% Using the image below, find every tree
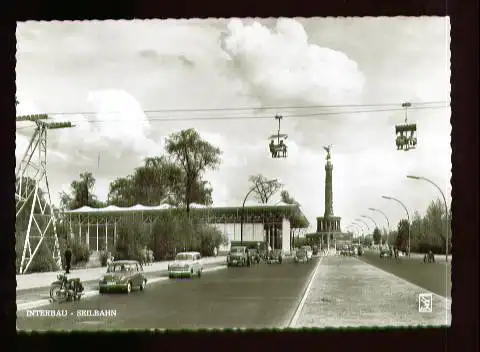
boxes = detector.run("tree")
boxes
[279,190,303,249]
[395,219,409,250]
[59,171,104,210]
[248,174,283,204]
[280,190,299,206]
[165,129,222,213]
[424,198,447,248]
[107,155,214,208]
[409,211,425,251]
[372,227,382,245]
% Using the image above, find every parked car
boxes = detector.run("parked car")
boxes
[266,249,283,264]
[380,247,393,258]
[302,245,313,260]
[168,252,203,278]
[227,246,250,267]
[99,260,147,294]
[248,248,261,264]
[294,248,308,263]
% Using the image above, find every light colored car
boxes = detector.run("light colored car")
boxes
[168,251,203,278]
[99,260,147,294]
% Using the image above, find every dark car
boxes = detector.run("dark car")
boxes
[227,246,249,267]
[99,260,147,294]
[248,249,261,264]
[380,247,393,258]
[266,249,283,264]
[357,246,364,256]
[294,248,308,263]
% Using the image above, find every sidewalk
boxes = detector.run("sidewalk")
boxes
[16,256,226,291]
[290,256,451,328]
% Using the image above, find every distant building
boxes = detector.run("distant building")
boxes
[62,203,309,254]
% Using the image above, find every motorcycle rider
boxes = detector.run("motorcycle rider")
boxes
[64,245,72,274]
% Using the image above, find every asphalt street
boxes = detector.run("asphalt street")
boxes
[16,262,222,304]
[17,259,318,330]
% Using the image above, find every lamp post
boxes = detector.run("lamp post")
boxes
[353,223,363,237]
[407,175,450,263]
[382,195,411,257]
[350,224,362,243]
[352,221,366,235]
[361,214,379,244]
[369,207,391,245]
[241,179,278,245]
[355,218,371,233]
[353,222,366,245]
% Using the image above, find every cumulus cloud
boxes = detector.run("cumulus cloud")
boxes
[221,18,365,106]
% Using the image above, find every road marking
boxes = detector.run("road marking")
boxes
[288,257,324,328]
[17,265,227,311]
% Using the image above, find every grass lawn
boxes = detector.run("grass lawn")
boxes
[358,251,451,298]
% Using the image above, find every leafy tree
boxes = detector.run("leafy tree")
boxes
[248,174,283,204]
[59,171,104,210]
[165,129,222,213]
[395,219,410,250]
[280,190,299,205]
[404,198,451,254]
[279,190,304,248]
[107,155,214,208]
[107,175,136,207]
[372,227,382,245]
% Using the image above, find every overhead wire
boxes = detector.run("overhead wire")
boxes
[15,101,449,127]
[32,100,448,116]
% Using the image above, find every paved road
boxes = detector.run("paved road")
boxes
[17,262,223,305]
[17,259,318,330]
[358,251,451,298]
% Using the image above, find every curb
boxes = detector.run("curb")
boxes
[17,265,226,311]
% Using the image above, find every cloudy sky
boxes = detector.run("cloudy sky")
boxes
[16,17,451,233]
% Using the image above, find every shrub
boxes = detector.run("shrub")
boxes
[69,239,90,264]
[196,225,228,257]
[99,250,110,267]
[15,230,61,273]
[27,239,59,273]
[114,218,150,261]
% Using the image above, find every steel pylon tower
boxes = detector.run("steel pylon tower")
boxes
[15,101,74,274]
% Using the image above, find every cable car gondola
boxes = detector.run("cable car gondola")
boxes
[395,102,417,151]
[268,114,288,158]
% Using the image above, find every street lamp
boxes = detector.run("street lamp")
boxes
[382,195,411,257]
[368,207,391,245]
[355,218,371,233]
[241,179,278,245]
[407,175,450,263]
[361,214,379,244]
[352,221,365,235]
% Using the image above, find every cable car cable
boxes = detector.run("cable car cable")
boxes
[17,100,448,117]
[16,104,449,126]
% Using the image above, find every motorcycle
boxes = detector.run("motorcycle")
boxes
[49,273,84,303]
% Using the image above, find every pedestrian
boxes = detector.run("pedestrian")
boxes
[64,245,72,274]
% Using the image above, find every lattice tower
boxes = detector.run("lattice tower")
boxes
[16,109,74,274]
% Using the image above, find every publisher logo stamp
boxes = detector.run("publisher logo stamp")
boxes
[418,293,433,313]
